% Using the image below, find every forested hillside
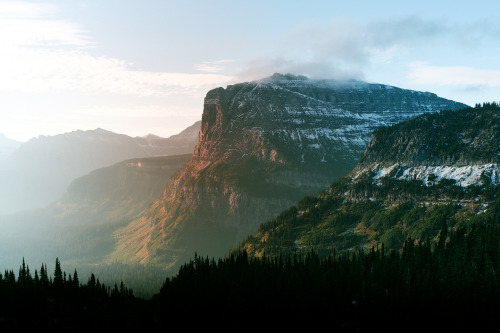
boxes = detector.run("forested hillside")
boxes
[157,211,500,330]
[239,103,499,259]
[3,211,500,330]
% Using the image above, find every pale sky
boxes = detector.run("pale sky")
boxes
[1,0,499,142]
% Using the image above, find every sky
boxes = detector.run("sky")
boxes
[1,0,499,142]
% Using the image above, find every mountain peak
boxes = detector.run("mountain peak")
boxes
[141,133,163,141]
[266,73,309,82]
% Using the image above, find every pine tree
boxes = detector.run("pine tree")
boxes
[18,258,27,286]
[39,263,49,288]
[73,269,79,288]
[34,269,39,286]
[53,257,64,291]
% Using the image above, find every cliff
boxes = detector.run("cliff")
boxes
[240,103,500,259]
[108,73,468,270]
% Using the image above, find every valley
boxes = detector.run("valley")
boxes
[0,75,497,304]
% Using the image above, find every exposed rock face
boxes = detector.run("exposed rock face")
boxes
[352,106,500,186]
[239,104,500,260]
[109,73,468,270]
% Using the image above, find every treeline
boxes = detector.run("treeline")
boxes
[3,215,500,329]
[69,261,168,299]
[155,214,500,329]
[360,102,500,166]
[0,258,153,329]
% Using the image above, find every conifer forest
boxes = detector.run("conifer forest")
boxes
[1,204,499,331]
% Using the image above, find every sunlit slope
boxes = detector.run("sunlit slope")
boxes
[0,154,192,268]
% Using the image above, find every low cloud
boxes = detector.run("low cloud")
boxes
[235,56,365,82]
[234,19,368,81]
[234,16,455,82]
[235,15,500,86]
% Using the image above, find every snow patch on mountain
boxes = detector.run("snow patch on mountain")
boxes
[356,163,500,187]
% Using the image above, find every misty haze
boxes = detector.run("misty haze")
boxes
[0,1,499,330]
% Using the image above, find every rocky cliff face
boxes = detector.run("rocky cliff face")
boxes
[108,73,468,270]
[240,103,500,259]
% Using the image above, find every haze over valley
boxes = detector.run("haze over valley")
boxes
[0,1,499,328]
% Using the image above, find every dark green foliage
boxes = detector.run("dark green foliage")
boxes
[0,258,148,329]
[3,215,500,329]
[240,171,495,258]
[156,214,500,329]
[359,102,499,166]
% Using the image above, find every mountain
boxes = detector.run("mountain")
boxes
[0,154,192,269]
[0,122,200,215]
[240,103,500,258]
[107,73,468,270]
[0,133,21,160]
[134,121,201,156]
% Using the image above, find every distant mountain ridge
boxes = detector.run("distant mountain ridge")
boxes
[0,154,193,269]
[0,122,200,215]
[0,133,21,160]
[107,73,468,271]
[240,103,500,259]
[134,121,201,156]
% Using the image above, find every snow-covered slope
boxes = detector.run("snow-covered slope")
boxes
[351,105,500,188]
[358,163,499,187]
